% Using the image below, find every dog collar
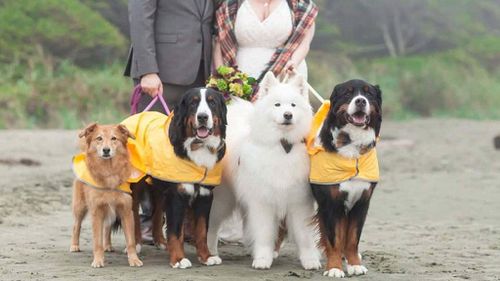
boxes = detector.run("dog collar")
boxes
[280,138,293,153]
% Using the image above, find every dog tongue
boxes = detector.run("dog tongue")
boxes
[197,127,209,138]
[353,114,366,124]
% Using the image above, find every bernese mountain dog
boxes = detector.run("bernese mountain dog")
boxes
[310,80,382,278]
[128,88,227,269]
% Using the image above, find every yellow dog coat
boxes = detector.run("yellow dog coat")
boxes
[307,101,380,185]
[121,111,223,186]
[72,149,144,194]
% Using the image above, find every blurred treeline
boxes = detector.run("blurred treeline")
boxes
[0,0,499,128]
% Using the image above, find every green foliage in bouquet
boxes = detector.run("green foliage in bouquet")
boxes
[206,66,259,103]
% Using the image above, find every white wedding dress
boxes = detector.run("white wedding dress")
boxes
[234,0,307,79]
[217,0,308,243]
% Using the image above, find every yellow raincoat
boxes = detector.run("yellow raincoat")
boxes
[72,150,144,193]
[307,101,380,185]
[121,112,223,186]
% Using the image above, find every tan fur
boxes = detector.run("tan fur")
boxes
[70,124,143,268]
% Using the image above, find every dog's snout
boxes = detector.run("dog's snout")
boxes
[355,97,367,108]
[197,113,209,123]
[102,148,111,155]
[283,112,293,121]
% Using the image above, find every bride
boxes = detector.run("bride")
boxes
[213,0,316,81]
[211,0,318,242]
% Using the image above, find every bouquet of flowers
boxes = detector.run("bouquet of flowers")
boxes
[206,66,259,103]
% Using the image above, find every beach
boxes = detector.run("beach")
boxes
[1,119,499,281]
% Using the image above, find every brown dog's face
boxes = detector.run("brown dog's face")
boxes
[79,123,134,159]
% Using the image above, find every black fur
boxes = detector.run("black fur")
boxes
[311,183,376,248]
[348,185,375,246]
[153,177,215,239]
[311,184,347,246]
[164,187,190,238]
[169,93,189,159]
[191,187,214,233]
[216,141,226,163]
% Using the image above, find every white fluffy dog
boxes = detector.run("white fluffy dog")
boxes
[208,72,321,270]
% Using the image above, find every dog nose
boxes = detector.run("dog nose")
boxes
[355,98,367,108]
[102,148,110,154]
[197,113,209,123]
[283,112,293,120]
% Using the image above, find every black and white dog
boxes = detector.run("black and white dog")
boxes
[130,88,227,269]
[310,80,382,278]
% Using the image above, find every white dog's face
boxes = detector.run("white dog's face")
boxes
[254,72,313,141]
[261,85,309,129]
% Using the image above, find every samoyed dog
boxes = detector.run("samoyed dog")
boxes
[208,72,321,270]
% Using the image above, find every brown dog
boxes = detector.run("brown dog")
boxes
[70,123,143,268]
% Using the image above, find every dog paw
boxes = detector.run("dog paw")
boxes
[123,244,142,255]
[323,268,345,278]
[91,258,105,268]
[252,257,273,269]
[273,251,279,259]
[155,242,167,250]
[128,256,143,267]
[202,256,222,266]
[69,245,80,252]
[104,245,115,252]
[301,258,322,270]
[171,258,192,269]
[347,264,367,276]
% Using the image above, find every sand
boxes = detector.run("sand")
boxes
[0,119,499,281]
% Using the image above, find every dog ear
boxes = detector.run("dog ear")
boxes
[169,96,187,147]
[215,90,228,139]
[79,123,97,138]
[288,74,309,99]
[117,124,135,140]
[216,90,228,126]
[373,85,383,138]
[258,71,279,98]
[374,84,382,107]
[323,84,344,135]
[330,84,343,104]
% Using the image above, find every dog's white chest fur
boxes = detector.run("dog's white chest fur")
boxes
[183,136,221,169]
[237,141,310,209]
[334,124,375,159]
[340,180,371,211]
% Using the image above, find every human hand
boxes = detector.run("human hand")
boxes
[140,73,163,97]
[284,60,298,74]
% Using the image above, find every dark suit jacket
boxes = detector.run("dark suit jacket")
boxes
[124,0,214,85]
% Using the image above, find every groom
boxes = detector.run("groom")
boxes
[124,0,215,243]
[124,0,214,110]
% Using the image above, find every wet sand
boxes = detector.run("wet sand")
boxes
[1,119,499,280]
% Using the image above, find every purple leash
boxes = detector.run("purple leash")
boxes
[130,85,171,115]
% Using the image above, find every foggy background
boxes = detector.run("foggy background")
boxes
[0,0,499,128]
